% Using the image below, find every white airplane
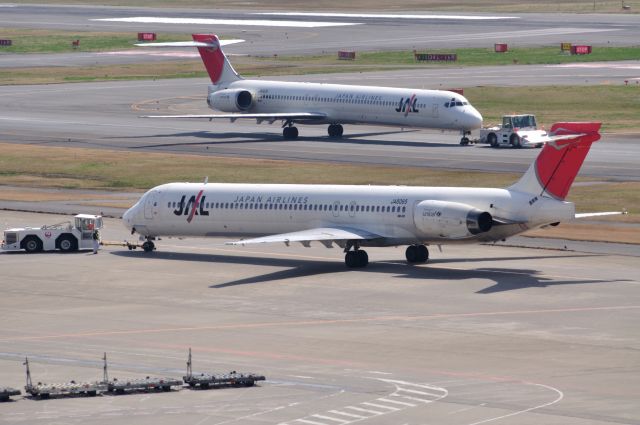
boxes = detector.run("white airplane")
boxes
[123,122,621,268]
[138,34,483,143]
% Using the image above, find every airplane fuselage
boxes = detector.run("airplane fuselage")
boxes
[124,182,574,246]
[209,80,482,132]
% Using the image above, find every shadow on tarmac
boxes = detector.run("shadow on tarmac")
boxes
[110,250,618,293]
[119,129,455,150]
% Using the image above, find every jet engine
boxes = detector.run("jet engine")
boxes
[414,200,493,239]
[208,89,255,112]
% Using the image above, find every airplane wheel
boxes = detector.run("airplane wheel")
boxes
[345,251,357,268]
[142,241,155,252]
[345,250,368,268]
[328,124,343,138]
[356,250,368,267]
[406,245,428,264]
[283,126,299,140]
[405,245,418,263]
[417,245,429,263]
[460,137,470,145]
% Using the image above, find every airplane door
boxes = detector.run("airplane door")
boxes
[431,103,439,118]
[144,190,159,220]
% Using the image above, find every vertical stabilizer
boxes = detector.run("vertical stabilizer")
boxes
[191,34,242,86]
[508,122,601,200]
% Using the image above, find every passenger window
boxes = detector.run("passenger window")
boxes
[402,206,406,212]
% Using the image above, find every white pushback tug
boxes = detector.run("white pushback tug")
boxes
[2,214,102,253]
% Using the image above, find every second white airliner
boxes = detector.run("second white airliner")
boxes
[139,34,483,143]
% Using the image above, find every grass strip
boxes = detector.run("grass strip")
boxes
[0,142,637,216]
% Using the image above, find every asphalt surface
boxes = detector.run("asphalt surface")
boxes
[1,4,640,67]
[0,76,638,181]
[0,210,638,425]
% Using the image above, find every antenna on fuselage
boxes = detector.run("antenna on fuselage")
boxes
[204,176,208,185]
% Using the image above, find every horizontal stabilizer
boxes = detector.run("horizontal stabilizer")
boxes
[135,39,244,48]
[575,211,627,219]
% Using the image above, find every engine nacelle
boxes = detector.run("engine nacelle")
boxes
[208,89,254,112]
[414,200,493,239]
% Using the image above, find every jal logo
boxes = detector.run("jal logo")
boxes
[173,190,210,223]
[395,94,419,116]
[44,231,52,238]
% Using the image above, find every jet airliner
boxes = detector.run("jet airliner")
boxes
[139,34,483,143]
[123,122,619,268]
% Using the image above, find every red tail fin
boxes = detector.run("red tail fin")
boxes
[509,122,601,200]
[191,34,241,85]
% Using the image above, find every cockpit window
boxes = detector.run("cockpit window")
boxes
[445,98,467,108]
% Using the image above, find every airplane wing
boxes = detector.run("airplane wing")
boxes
[575,211,627,219]
[226,226,383,247]
[140,112,327,123]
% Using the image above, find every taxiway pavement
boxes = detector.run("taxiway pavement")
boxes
[0,210,638,425]
[0,76,638,181]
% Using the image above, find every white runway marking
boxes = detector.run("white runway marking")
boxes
[279,378,448,425]
[310,414,351,423]
[328,410,366,419]
[465,383,564,425]
[91,17,362,28]
[256,12,518,20]
[548,62,640,70]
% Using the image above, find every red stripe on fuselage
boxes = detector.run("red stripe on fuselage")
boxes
[187,189,204,223]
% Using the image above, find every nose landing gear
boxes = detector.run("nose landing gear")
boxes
[460,130,472,145]
[142,238,156,252]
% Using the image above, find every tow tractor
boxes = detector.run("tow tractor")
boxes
[478,114,547,148]
[2,214,102,253]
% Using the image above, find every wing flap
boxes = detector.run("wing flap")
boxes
[226,227,382,246]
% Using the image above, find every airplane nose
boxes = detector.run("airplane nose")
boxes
[465,106,483,130]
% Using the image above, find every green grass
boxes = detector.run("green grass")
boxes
[465,86,640,133]
[274,46,640,67]
[0,29,197,54]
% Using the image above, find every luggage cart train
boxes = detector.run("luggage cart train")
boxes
[1,349,264,401]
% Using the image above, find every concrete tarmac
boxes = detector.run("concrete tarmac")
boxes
[0,210,638,425]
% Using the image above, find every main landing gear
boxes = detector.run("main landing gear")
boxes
[344,241,368,268]
[405,244,429,264]
[328,124,343,138]
[282,124,299,140]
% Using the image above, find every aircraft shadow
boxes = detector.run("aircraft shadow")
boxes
[119,129,454,149]
[110,251,619,293]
